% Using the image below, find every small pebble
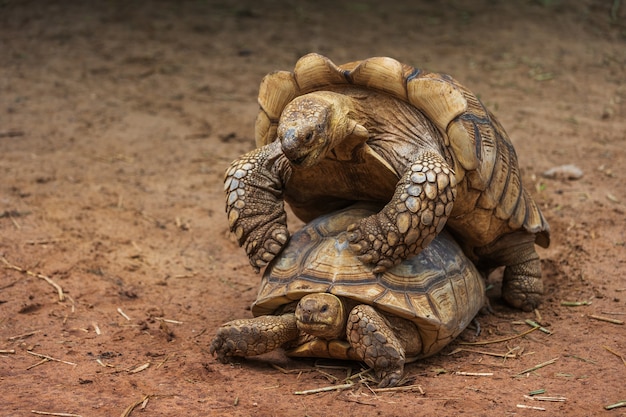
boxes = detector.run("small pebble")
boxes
[542,164,583,180]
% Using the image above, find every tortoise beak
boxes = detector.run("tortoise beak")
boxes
[296,298,316,323]
[281,129,309,166]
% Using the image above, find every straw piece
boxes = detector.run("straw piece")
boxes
[294,382,354,395]
[514,357,558,377]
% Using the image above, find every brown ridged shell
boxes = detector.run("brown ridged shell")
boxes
[252,205,486,356]
[254,53,549,246]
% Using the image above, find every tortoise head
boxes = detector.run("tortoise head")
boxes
[295,293,346,339]
[278,95,332,168]
[278,92,365,168]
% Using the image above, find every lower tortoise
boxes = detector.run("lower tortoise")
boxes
[225,53,549,310]
[210,204,486,387]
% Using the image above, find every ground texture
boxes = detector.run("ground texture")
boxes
[1,1,625,416]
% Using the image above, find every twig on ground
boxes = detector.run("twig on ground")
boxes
[455,371,493,376]
[605,400,626,410]
[155,353,174,369]
[117,308,131,321]
[128,362,150,374]
[448,347,518,359]
[270,363,316,374]
[1,256,65,301]
[588,314,624,325]
[524,394,566,402]
[30,411,82,417]
[516,404,545,411]
[8,330,41,341]
[514,357,558,377]
[26,358,50,370]
[294,382,354,395]
[524,319,552,334]
[0,349,16,354]
[459,325,539,346]
[603,345,626,367]
[564,354,596,364]
[120,395,154,417]
[27,351,77,367]
[154,317,183,324]
[560,300,591,307]
[371,384,424,394]
[601,310,626,315]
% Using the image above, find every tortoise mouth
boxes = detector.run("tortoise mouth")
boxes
[289,153,309,167]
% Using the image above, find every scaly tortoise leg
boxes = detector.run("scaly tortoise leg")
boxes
[347,150,457,273]
[209,314,298,361]
[346,304,406,388]
[475,232,543,311]
[224,141,292,271]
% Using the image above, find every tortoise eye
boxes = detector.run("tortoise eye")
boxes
[305,132,313,142]
[320,304,328,313]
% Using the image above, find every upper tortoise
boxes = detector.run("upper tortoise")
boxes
[224,53,550,311]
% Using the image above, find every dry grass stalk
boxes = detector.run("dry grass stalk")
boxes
[0,349,16,354]
[8,330,41,341]
[605,400,626,410]
[603,345,626,367]
[128,362,150,374]
[294,382,354,395]
[1,256,65,301]
[154,317,183,324]
[26,358,50,370]
[524,319,552,334]
[120,395,154,417]
[588,314,624,325]
[30,411,83,417]
[27,351,77,367]
[448,347,518,359]
[601,311,626,315]
[454,371,493,376]
[516,404,546,411]
[524,394,566,402]
[459,325,539,346]
[564,354,596,364]
[560,300,591,306]
[514,357,558,377]
[371,384,424,394]
[269,363,316,374]
[117,308,131,321]
[155,353,174,370]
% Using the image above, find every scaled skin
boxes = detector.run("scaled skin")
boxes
[225,81,548,311]
[210,293,422,388]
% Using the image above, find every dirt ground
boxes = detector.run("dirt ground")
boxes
[1,1,625,416]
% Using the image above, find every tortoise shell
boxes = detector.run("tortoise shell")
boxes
[252,204,486,357]
[253,53,549,248]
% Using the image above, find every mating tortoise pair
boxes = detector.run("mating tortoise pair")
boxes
[212,54,550,386]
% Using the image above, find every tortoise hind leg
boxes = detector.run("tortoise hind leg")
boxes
[210,314,298,361]
[476,232,543,312]
[346,305,412,388]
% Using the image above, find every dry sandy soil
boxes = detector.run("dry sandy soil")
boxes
[1,1,625,416]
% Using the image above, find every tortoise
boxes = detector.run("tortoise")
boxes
[210,204,486,388]
[224,53,550,311]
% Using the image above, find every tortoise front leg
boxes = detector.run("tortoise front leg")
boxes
[346,305,407,388]
[225,141,292,271]
[347,150,457,273]
[210,314,299,361]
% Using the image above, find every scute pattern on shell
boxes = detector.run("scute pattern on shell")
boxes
[252,205,486,357]
[254,53,549,246]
